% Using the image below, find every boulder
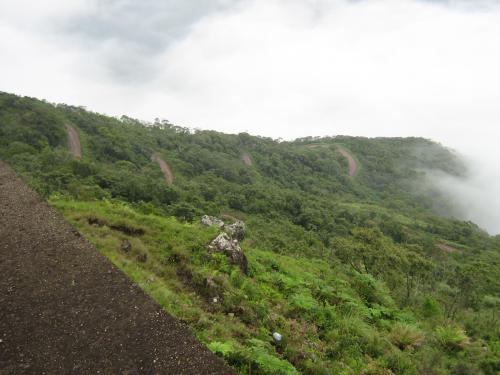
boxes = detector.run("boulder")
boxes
[228,247,248,274]
[208,233,248,274]
[120,240,132,253]
[208,232,234,252]
[225,221,246,241]
[201,215,225,229]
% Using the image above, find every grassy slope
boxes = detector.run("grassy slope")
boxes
[49,198,412,374]
[1,91,499,374]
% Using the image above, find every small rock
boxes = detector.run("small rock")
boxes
[120,240,132,253]
[88,216,102,227]
[206,276,218,290]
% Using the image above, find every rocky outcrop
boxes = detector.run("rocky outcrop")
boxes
[225,221,246,241]
[201,215,246,241]
[208,233,248,274]
[201,215,225,229]
[209,233,237,253]
[203,215,248,273]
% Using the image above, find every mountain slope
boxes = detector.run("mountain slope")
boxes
[0,91,498,374]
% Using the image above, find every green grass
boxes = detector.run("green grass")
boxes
[49,195,492,374]
[2,90,499,374]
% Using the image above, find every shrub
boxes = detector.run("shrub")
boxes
[208,341,235,356]
[421,296,442,319]
[170,202,197,222]
[243,339,299,375]
[352,272,394,307]
[389,323,424,350]
[383,350,418,375]
[289,290,319,318]
[434,325,470,352]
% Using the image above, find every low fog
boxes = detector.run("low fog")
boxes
[0,0,499,233]
[431,142,500,235]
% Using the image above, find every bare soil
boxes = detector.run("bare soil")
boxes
[65,124,82,159]
[0,161,233,375]
[241,153,252,167]
[152,154,174,185]
[437,243,459,253]
[305,144,358,177]
[337,146,358,177]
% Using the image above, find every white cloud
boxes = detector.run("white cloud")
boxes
[147,0,500,142]
[0,0,499,232]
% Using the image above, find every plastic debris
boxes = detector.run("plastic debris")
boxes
[272,332,282,344]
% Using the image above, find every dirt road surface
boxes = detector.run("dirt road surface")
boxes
[337,146,358,177]
[152,154,174,185]
[0,161,233,374]
[241,153,252,166]
[65,124,82,159]
[437,243,459,253]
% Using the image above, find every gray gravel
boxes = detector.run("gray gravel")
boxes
[0,161,234,375]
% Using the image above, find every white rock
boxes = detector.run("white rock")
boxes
[201,215,224,228]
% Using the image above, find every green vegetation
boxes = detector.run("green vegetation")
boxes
[1,91,499,374]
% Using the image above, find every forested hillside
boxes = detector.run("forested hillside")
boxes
[1,91,498,374]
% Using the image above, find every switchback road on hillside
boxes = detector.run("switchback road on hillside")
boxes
[65,124,82,159]
[337,146,358,177]
[152,154,174,185]
[306,143,359,177]
[0,161,232,374]
[241,153,253,166]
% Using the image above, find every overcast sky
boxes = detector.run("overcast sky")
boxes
[0,0,499,233]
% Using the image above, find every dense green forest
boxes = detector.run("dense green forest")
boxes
[0,91,498,374]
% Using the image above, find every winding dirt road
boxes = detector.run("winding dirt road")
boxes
[0,161,232,374]
[65,124,82,159]
[306,143,359,177]
[241,153,253,167]
[437,243,459,253]
[337,146,358,177]
[152,154,174,185]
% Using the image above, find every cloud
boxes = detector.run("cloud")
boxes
[431,143,500,234]
[148,0,500,141]
[0,0,499,232]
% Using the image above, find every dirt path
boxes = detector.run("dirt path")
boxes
[0,161,232,374]
[437,243,459,253]
[337,146,358,177]
[241,153,252,167]
[305,143,358,177]
[65,124,82,159]
[152,154,174,185]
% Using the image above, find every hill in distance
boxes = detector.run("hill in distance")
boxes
[0,91,498,374]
